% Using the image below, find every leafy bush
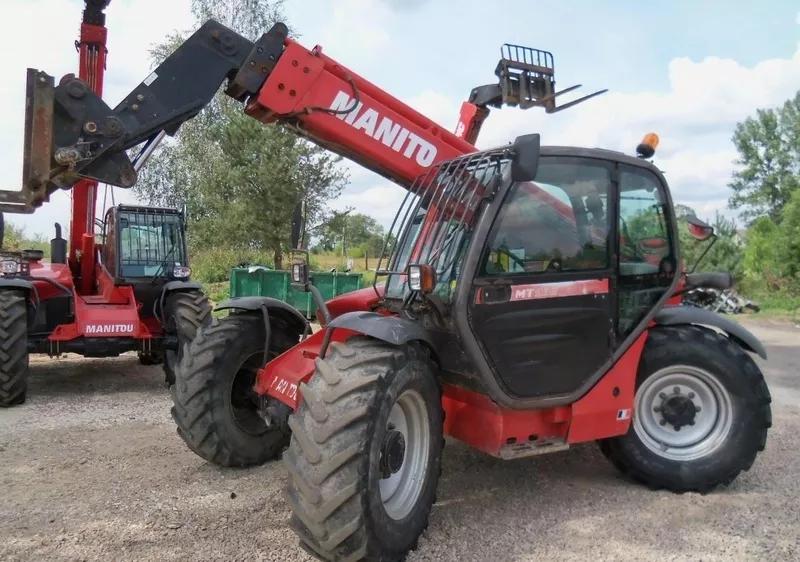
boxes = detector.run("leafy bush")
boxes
[190,248,275,283]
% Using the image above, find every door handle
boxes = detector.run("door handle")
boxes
[478,284,511,304]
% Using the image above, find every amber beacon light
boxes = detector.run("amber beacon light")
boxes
[636,133,660,159]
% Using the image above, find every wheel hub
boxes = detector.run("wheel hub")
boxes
[378,389,431,521]
[380,426,406,478]
[633,366,733,461]
[658,389,698,430]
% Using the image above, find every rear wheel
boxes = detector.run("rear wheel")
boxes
[283,336,443,562]
[0,290,29,408]
[162,291,212,386]
[599,325,772,493]
[169,312,300,467]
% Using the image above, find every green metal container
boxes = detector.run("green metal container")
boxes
[228,267,364,319]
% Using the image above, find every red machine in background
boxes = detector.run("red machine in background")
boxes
[15,14,770,562]
[0,0,211,407]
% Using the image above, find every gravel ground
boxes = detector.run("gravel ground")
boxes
[1,317,799,562]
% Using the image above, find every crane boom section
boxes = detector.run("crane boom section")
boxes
[16,20,475,208]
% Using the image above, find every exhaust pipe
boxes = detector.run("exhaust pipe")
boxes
[50,222,67,264]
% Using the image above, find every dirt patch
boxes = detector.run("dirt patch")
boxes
[1,323,799,561]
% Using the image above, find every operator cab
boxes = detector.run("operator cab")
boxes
[101,204,190,282]
[379,133,679,406]
[100,204,192,318]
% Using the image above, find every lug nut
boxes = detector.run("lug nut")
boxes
[688,392,695,399]
[659,419,667,426]
[695,405,702,413]
[673,386,680,394]
[659,392,667,400]
[653,406,660,412]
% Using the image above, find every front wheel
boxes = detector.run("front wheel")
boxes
[0,290,29,408]
[283,336,443,562]
[599,325,772,493]
[169,312,300,467]
[162,291,212,386]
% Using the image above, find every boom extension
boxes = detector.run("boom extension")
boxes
[455,44,608,145]
[15,20,475,211]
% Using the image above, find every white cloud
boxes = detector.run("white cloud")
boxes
[330,183,408,226]
[342,40,800,227]
[314,0,392,65]
[3,0,799,244]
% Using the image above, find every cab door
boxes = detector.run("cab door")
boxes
[467,155,617,400]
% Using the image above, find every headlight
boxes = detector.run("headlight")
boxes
[406,264,436,293]
[2,260,20,275]
[172,265,191,278]
[408,266,422,291]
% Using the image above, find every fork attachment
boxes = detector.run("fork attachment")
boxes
[469,44,608,114]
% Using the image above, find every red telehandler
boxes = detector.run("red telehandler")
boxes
[17,17,771,562]
[0,0,212,407]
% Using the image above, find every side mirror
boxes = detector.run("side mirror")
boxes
[291,200,307,250]
[510,133,541,182]
[686,215,715,241]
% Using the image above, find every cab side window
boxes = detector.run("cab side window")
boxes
[617,165,676,338]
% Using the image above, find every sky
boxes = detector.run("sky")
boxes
[2,0,800,239]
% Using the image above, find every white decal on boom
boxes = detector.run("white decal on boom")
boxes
[330,90,437,167]
[85,324,135,334]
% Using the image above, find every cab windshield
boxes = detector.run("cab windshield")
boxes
[118,210,186,277]
[383,154,509,300]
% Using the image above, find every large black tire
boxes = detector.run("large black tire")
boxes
[283,336,444,562]
[0,290,29,408]
[599,325,772,493]
[169,312,300,467]
[162,290,212,386]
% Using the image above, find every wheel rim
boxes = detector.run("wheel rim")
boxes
[229,352,269,437]
[378,389,431,520]
[633,365,734,461]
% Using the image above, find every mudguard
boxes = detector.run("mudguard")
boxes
[163,280,203,293]
[215,296,309,335]
[324,310,434,349]
[0,278,35,291]
[654,305,767,360]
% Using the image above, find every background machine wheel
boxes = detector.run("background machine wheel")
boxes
[169,312,300,467]
[0,290,29,408]
[599,325,772,493]
[161,291,212,386]
[282,336,444,562]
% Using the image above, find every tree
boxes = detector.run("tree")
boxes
[132,0,349,269]
[314,211,386,256]
[727,91,800,223]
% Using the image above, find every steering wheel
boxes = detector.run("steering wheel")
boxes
[620,219,647,262]
[493,247,527,272]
